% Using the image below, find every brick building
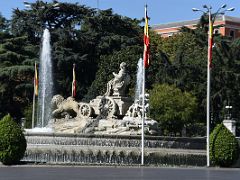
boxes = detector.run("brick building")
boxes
[152,15,240,39]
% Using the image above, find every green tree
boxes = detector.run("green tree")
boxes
[149,30,207,122]
[0,35,38,119]
[211,37,240,125]
[0,13,9,32]
[149,84,197,136]
[12,1,96,100]
[11,1,142,98]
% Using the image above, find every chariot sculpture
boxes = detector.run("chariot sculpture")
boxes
[52,62,132,119]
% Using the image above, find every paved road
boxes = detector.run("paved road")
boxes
[0,166,239,180]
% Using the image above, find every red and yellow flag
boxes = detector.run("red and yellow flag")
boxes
[208,16,213,68]
[34,62,38,96]
[72,64,76,98]
[144,5,150,68]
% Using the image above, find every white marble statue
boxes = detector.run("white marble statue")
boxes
[105,62,130,96]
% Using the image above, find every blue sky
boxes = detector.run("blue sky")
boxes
[0,0,239,25]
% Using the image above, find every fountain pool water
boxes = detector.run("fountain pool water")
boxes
[37,28,53,128]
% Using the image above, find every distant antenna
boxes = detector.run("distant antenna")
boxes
[97,0,99,10]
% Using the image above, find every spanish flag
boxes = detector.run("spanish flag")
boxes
[72,64,76,98]
[144,5,150,68]
[208,16,213,68]
[34,62,38,96]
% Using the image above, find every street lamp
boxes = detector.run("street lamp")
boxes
[192,4,234,167]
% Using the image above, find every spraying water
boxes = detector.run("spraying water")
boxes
[37,28,53,127]
[135,58,143,101]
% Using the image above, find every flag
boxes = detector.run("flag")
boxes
[34,62,38,96]
[208,16,213,68]
[72,64,76,98]
[144,5,150,68]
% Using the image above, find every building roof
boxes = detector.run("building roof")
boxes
[152,15,240,30]
[152,19,199,30]
[223,15,240,23]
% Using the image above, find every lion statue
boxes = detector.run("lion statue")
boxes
[51,94,80,118]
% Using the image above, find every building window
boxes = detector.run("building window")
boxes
[230,30,235,39]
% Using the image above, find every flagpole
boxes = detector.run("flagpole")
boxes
[206,9,212,168]
[141,4,149,166]
[192,4,235,168]
[72,63,74,97]
[141,57,145,165]
[32,84,35,129]
[32,62,36,129]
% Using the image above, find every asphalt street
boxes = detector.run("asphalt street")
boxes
[0,166,239,180]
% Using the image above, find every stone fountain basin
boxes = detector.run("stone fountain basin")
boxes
[24,132,206,149]
[23,133,206,166]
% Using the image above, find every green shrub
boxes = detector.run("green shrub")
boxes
[0,114,27,165]
[210,123,239,167]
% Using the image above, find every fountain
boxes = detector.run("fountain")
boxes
[23,61,207,166]
[37,28,53,128]
[135,58,143,101]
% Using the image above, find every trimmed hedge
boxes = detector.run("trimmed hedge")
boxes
[0,114,27,165]
[210,123,239,167]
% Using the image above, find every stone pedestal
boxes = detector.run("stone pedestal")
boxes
[223,118,236,136]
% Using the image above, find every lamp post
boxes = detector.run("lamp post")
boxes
[192,4,234,167]
[225,105,232,119]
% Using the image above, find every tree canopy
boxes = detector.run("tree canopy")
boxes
[0,1,142,119]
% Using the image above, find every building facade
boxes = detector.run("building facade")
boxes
[152,15,240,39]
